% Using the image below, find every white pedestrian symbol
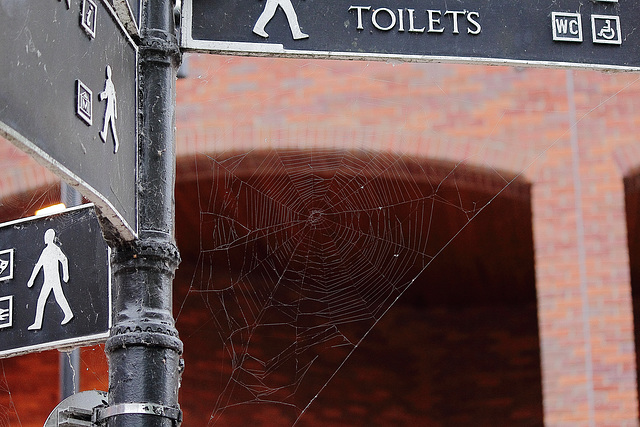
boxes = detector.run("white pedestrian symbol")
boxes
[99,65,120,153]
[26,229,73,330]
[253,0,309,40]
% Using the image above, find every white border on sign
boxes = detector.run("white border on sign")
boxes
[180,0,640,72]
[0,122,137,241]
[591,14,622,45]
[0,0,139,241]
[76,79,94,126]
[81,0,98,39]
[111,0,141,38]
[0,331,110,358]
[0,205,112,358]
[551,12,583,43]
[0,249,14,282]
[0,296,13,329]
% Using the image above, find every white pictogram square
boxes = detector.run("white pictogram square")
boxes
[552,12,583,43]
[81,0,97,39]
[592,15,622,45]
[0,249,14,282]
[76,80,93,126]
[0,296,13,329]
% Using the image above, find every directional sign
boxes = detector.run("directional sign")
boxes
[0,205,110,358]
[182,0,640,71]
[0,0,138,241]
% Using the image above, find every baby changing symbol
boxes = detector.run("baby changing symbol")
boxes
[26,229,73,330]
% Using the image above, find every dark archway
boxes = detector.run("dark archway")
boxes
[174,150,542,425]
[624,173,640,420]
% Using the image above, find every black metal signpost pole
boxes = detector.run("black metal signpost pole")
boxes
[60,184,83,401]
[104,0,183,424]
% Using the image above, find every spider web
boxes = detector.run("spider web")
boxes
[178,144,525,424]
[173,54,559,425]
[0,362,19,427]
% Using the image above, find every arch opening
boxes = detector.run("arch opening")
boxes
[174,149,542,425]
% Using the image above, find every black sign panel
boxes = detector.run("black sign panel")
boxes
[182,0,640,71]
[0,205,110,358]
[0,0,138,240]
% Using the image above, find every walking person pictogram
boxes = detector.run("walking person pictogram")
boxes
[99,65,120,153]
[253,0,309,40]
[26,229,73,330]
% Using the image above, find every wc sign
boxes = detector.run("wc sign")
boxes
[552,10,623,45]
[0,204,111,358]
[552,12,583,42]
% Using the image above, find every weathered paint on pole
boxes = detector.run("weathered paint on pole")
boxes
[104,0,184,423]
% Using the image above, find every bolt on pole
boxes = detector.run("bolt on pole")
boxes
[104,0,184,424]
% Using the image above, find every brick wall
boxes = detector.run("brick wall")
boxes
[0,55,638,425]
[174,57,640,424]
[532,71,638,425]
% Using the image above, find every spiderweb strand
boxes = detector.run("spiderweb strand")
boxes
[176,147,522,425]
[0,362,20,427]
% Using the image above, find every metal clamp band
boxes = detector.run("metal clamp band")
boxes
[94,403,182,424]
